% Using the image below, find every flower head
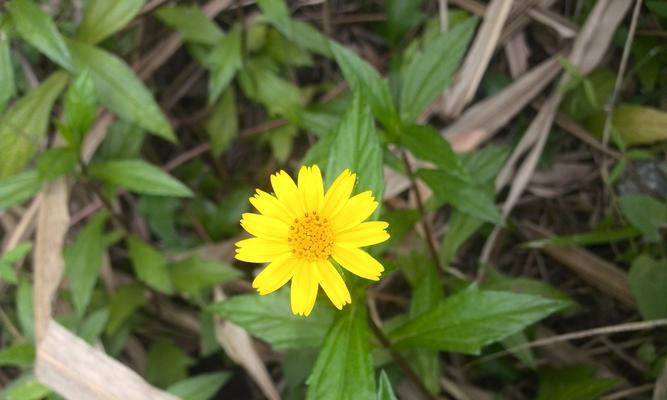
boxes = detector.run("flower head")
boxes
[235,165,390,316]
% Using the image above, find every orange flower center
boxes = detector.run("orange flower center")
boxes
[288,211,334,261]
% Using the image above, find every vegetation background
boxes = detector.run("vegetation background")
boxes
[0,0,666,399]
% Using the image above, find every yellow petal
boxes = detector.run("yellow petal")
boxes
[331,246,384,281]
[290,261,318,316]
[252,254,296,295]
[321,169,356,218]
[298,165,324,212]
[331,191,378,232]
[249,189,294,224]
[271,170,304,217]
[315,260,351,309]
[335,221,390,248]
[235,238,290,263]
[240,213,289,240]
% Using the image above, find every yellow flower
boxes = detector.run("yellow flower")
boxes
[235,165,390,316]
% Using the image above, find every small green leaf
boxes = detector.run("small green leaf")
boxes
[78,0,146,45]
[238,59,302,120]
[537,366,621,400]
[0,241,33,281]
[389,285,566,354]
[306,301,375,399]
[1,373,50,400]
[65,213,107,316]
[629,255,667,320]
[16,279,34,341]
[167,372,231,400]
[156,6,224,45]
[401,124,469,180]
[170,256,241,296]
[0,171,42,211]
[209,289,333,349]
[0,343,34,368]
[257,0,292,38]
[619,194,667,242]
[127,236,173,294]
[377,370,398,400]
[441,210,484,265]
[147,340,194,389]
[106,284,146,335]
[36,147,78,181]
[67,38,175,141]
[206,27,242,104]
[79,308,109,344]
[89,159,193,197]
[0,24,16,112]
[206,88,238,156]
[7,0,72,69]
[399,17,477,123]
[63,70,97,146]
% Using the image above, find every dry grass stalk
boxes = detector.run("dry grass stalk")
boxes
[504,32,530,78]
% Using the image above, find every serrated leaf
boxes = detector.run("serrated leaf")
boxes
[401,124,469,180]
[170,256,241,296]
[0,25,16,112]
[89,159,193,197]
[106,284,146,335]
[209,289,333,349]
[325,90,384,205]
[78,0,146,45]
[67,38,175,141]
[0,343,34,368]
[156,6,224,45]
[63,70,97,147]
[127,236,173,294]
[389,285,566,354]
[629,255,667,320]
[537,367,621,400]
[418,168,501,225]
[64,213,107,316]
[7,0,72,69]
[399,17,477,123]
[0,171,41,211]
[167,372,231,400]
[618,194,667,242]
[206,88,238,156]
[377,370,398,400]
[0,71,68,178]
[306,301,375,400]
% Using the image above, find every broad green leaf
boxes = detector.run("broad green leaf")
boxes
[7,0,72,69]
[619,194,667,242]
[629,255,667,320]
[63,70,97,147]
[377,370,398,400]
[167,372,231,400]
[78,0,146,45]
[67,38,175,141]
[440,210,484,264]
[147,340,194,388]
[206,88,237,156]
[588,104,667,146]
[0,171,41,211]
[399,17,477,123]
[257,0,292,38]
[206,26,242,104]
[0,343,34,368]
[89,159,193,197]
[389,285,566,354]
[291,21,332,57]
[325,91,384,205]
[0,71,68,177]
[79,308,109,344]
[0,24,16,112]
[36,147,78,181]
[170,256,241,296]
[127,236,173,294]
[537,367,621,400]
[265,28,313,67]
[65,213,107,316]
[418,168,501,225]
[483,267,575,307]
[210,289,333,349]
[238,59,302,120]
[330,41,398,131]
[156,6,224,45]
[1,373,50,400]
[16,279,34,340]
[106,284,146,335]
[460,144,509,185]
[401,124,469,180]
[306,301,375,400]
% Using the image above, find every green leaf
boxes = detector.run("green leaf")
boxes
[206,88,238,156]
[389,285,566,354]
[537,366,621,400]
[460,144,510,185]
[78,0,146,45]
[36,147,78,181]
[0,24,16,112]
[89,159,193,197]
[16,280,34,340]
[167,372,231,400]
[0,171,41,211]
[330,41,398,131]
[127,236,173,294]
[647,0,667,17]
[170,256,241,296]
[106,284,146,335]
[618,194,667,242]
[64,213,107,316]
[325,91,384,205]
[257,0,293,38]
[7,0,72,69]
[63,70,97,146]
[306,301,375,399]
[147,340,194,388]
[0,343,34,368]
[291,21,332,57]
[0,241,32,284]
[206,26,242,104]
[79,308,109,344]
[401,124,469,180]
[440,210,484,265]
[418,168,502,225]
[266,123,297,163]
[209,289,333,349]
[377,370,398,400]
[238,59,302,120]
[1,373,50,400]
[0,71,69,177]
[383,0,424,45]
[67,38,175,141]
[629,255,667,320]
[399,17,477,123]
[156,6,224,45]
